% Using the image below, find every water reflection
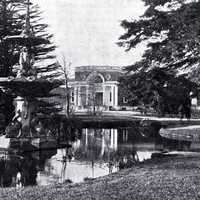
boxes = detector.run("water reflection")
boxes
[0,135,9,149]
[38,149,116,184]
[0,145,56,187]
[0,126,198,187]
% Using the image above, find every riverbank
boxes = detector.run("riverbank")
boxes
[1,154,200,200]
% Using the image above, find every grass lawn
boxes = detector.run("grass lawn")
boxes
[1,155,200,200]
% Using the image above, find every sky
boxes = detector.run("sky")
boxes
[33,0,146,68]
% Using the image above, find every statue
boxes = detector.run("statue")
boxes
[17,47,37,79]
[1,0,61,140]
[5,110,22,138]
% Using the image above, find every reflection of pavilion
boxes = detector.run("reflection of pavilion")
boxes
[83,128,118,152]
[69,66,123,110]
[80,128,161,156]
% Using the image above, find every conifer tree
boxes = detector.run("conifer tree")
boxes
[0,0,62,127]
[119,0,200,78]
[118,0,200,115]
[0,0,26,76]
[26,3,61,79]
[0,0,60,78]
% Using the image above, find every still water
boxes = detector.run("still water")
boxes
[0,127,199,187]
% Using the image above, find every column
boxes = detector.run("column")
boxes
[74,87,76,106]
[78,86,81,107]
[74,87,77,108]
[102,84,106,106]
[115,85,118,106]
[86,85,89,106]
[112,85,115,107]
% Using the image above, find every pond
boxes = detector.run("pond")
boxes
[0,125,199,188]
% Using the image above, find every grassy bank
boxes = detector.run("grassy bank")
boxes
[1,155,200,200]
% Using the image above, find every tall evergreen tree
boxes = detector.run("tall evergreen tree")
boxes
[119,68,197,115]
[118,0,200,78]
[0,0,60,78]
[118,0,200,115]
[0,0,25,129]
[26,3,60,79]
[0,0,62,128]
[0,0,26,77]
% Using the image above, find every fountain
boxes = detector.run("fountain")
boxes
[0,0,61,149]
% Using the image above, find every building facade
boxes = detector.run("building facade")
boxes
[69,66,126,111]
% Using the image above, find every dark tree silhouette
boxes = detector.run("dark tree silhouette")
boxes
[119,0,200,77]
[0,0,62,130]
[119,68,197,116]
[118,0,200,115]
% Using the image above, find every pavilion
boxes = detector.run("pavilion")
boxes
[69,66,127,111]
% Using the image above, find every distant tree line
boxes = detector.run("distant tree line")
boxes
[119,68,197,116]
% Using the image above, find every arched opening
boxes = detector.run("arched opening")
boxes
[87,72,105,84]
[93,75,103,83]
[86,73,104,107]
[88,75,104,84]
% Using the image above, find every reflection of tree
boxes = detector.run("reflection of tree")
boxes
[36,149,57,171]
[59,117,81,143]
[0,148,58,188]
[0,154,21,187]
[107,146,139,171]
[20,153,37,186]
[0,91,15,134]
[156,136,191,152]
[60,156,67,183]
[59,147,74,183]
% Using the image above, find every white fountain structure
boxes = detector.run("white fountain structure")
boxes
[0,0,61,141]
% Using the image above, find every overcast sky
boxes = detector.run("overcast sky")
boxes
[33,0,146,68]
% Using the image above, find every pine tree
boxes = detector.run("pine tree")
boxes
[0,0,61,78]
[119,0,200,77]
[23,2,62,115]
[27,3,61,79]
[0,0,62,129]
[0,0,26,77]
[119,68,197,115]
[118,0,200,115]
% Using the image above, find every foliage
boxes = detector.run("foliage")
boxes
[56,56,72,117]
[0,0,62,127]
[119,67,197,115]
[118,0,200,78]
[0,90,15,133]
[0,0,24,126]
[118,0,200,115]
[0,0,26,77]
[0,0,60,78]
[27,3,60,79]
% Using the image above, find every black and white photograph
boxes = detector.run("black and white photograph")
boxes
[0,0,200,199]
